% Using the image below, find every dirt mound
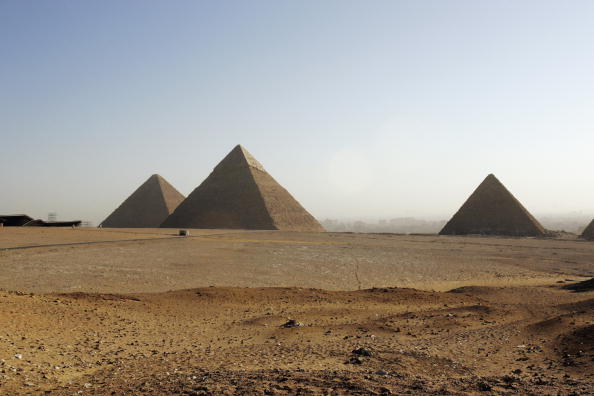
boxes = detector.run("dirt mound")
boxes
[448,285,495,295]
[562,278,594,292]
[161,145,324,231]
[440,174,545,237]
[58,292,141,301]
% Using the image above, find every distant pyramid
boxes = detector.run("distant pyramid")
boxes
[161,145,324,232]
[101,174,185,228]
[439,174,546,237]
[580,219,594,240]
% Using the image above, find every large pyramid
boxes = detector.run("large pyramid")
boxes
[161,145,324,232]
[101,174,185,228]
[439,174,546,237]
[580,219,594,240]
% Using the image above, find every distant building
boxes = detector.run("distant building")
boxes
[0,215,34,226]
[0,214,81,227]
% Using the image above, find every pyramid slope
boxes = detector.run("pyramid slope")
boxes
[250,169,324,232]
[440,174,545,237]
[581,219,594,240]
[101,174,185,228]
[161,145,324,232]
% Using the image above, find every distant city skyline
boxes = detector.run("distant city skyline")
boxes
[2,1,594,225]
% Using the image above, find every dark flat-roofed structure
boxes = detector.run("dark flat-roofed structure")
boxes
[1,215,82,227]
[40,220,82,227]
[0,215,34,226]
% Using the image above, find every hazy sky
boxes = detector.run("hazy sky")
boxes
[2,1,594,225]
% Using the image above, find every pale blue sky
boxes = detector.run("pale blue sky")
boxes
[1,1,593,225]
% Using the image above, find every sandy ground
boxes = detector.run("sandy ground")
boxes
[0,228,592,395]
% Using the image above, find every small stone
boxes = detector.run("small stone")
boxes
[478,382,492,391]
[281,320,303,328]
[346,356,363,365]
[375,369,389,376]
[14,354,22,360]
[352,347,372,357]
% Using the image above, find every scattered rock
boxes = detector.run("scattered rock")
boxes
[345,356,363,365]
[352,347,372,357]
[478,381,492,391]
[375,369,389,376]
[281,320,303,328]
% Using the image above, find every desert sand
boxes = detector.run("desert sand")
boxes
[0,228,592,395]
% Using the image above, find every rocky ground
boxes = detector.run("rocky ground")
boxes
[0,284,592,395]
[0,229,592,395]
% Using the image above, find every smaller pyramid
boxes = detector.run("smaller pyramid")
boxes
[101,174,185,228]
[580,219,594,240]
[161,145,324,231]
[440,174,546,237]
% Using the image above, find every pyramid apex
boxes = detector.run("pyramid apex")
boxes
[216,145,266,172]
[482,173,502,185]
[232,144,249,154]
[147,174,166,185]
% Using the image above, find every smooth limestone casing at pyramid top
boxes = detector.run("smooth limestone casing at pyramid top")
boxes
[581,219,594,240]
[160,145,324,232]
[439,174,546,237]
[101,174,185,228]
